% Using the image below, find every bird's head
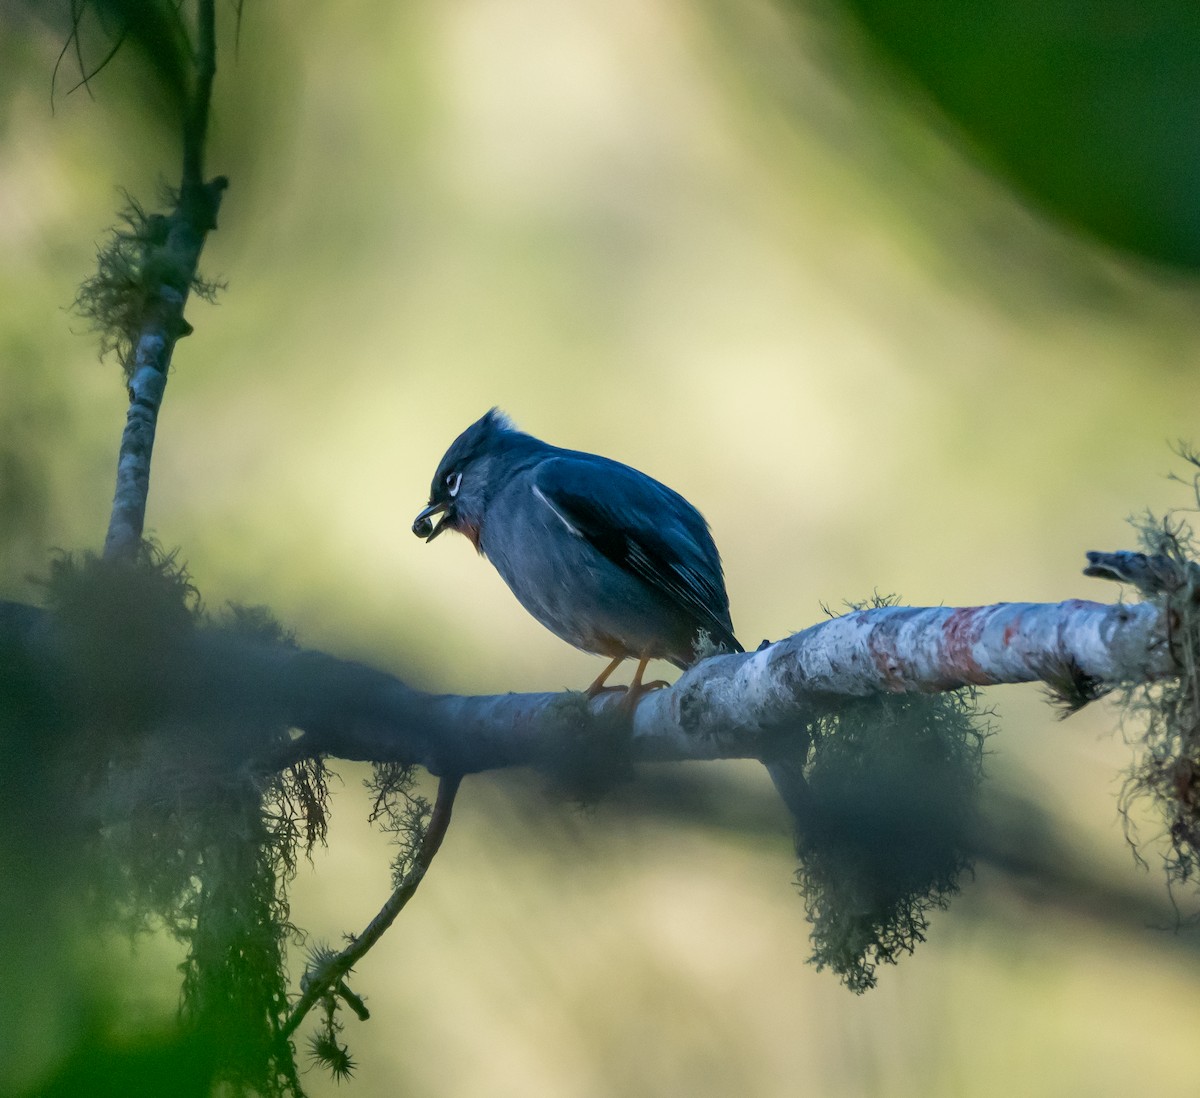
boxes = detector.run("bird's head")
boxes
[412,408,522,551]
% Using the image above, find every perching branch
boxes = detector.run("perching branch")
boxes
[2,575,1176,776]
[281,593,1172,773]
[3,544,1195,1020]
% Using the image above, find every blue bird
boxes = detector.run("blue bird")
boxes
[413,410,742,704]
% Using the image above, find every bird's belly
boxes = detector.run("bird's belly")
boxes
[482,526,691,663]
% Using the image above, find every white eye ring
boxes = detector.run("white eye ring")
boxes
[446,471,462,498]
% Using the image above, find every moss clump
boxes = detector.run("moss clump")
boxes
[1117,450,1200,906]
[782,686,989,993]
[536,691,636,806]
[75,193,222,379]
[27,548,330,1096]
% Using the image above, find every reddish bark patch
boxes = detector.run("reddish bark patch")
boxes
[940,606,993,685]
[866,612,908,690]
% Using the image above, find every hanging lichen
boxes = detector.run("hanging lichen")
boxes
[1116,449,1200,907]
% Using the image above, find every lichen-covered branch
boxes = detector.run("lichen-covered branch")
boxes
[381,596,1171,771]
[3,547,1193,1008]
[2,587,1174,775]
[624,596,1174,756]
[92,0,228,561]
[100,180,226,560]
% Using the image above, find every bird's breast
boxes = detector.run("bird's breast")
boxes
[479,482,698,664]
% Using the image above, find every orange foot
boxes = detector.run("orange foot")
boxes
[584,656,668,711]
[617,658,668,714]
[585,655,626,699]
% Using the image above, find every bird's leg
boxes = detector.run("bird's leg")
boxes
[619,658,670,711]
[585,655,626,698]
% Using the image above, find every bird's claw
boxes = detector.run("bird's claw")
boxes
[616,678,669,713]
[585,683,628,699]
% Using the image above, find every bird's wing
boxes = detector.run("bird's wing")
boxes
[532,455,742,654]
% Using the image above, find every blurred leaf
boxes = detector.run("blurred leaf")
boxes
[834,0,1200,267]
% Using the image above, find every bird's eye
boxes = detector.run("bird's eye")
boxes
[446,471,462,498]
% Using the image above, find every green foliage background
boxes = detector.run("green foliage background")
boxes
[2,0,1200,1095]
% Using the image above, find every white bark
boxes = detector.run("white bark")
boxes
[300,596,1172,773]
[104,347,172,560]
[2,591,1172,775]
[627,598,1171,758]
[100,174,225,563]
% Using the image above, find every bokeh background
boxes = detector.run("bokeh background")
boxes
[3,0,1200,1094]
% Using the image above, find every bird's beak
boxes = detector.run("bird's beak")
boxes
[412,500,451,542]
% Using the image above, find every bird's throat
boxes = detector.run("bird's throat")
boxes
[457,519,482,553]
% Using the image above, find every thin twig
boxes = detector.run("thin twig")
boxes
[51,0,96,106]
[183,0,217,187]
[280,773,463,1042]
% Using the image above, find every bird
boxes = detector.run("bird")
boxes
[412,409,742,705]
